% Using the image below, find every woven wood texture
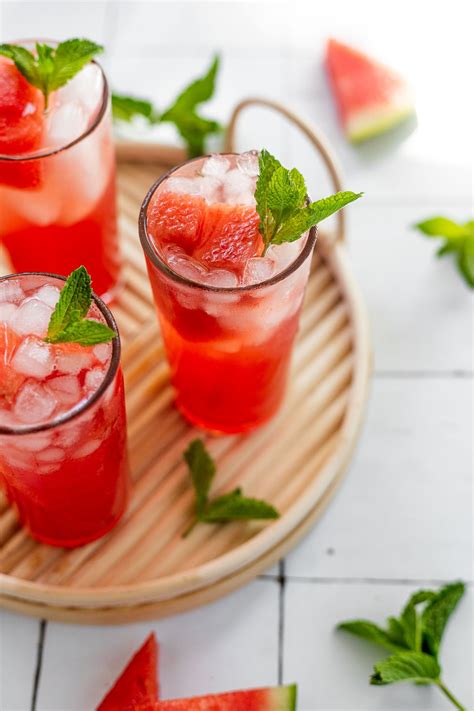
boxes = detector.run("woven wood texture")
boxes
[0,155,370,622]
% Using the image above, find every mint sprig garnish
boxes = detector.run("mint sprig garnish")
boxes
[111,94,157,123]
[338,582,467,710]
[112,54,222,158]
[0,39,103,109]
[45,266,116,346]
[414,216,474,288]
[182,439,279,537]
[255,149,362,253]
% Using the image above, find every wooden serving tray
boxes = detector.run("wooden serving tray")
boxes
[0,100,371,623]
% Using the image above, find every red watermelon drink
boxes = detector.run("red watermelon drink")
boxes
[139,153,317,434]
[0,41,120,300]
[0,271,130,547]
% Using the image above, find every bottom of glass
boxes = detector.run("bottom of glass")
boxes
[176,399,279,435]
[22,502,127,548]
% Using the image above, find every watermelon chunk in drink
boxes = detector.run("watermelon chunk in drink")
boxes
[0,58,44,188]
[147,190,263,277]
[97,633,159,710]
[325,38,415,143]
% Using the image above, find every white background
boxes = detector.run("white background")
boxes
[0,1,473,709]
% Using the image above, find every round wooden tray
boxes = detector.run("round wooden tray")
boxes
[0,100,371,623]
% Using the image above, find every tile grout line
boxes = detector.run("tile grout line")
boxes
[282,575,474,586]
[31,620,47,711]
[277,559,286,686]
[373,370,473,379]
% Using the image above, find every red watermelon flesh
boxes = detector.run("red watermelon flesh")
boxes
[325,38,414,143]
[0,58,45,188]
[96,633,159,711]
[134,684,297,711]
[147,192,263,277]
[0,325,25,404]
[147,191,207,254]
[194,202,262,273]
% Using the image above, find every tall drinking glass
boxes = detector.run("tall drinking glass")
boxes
[0,44,120,301]
[139,154,317,434]
[0,273,130,547]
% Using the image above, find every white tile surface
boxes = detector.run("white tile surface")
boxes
[284,581,473,711]
[0,1,473,709]
[285,377,473,581]
[347,204,474,372]
[0,1,111,44]
[0,611,40,711]
[37,579,279,710]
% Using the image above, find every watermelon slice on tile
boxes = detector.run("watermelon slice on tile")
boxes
[96,633,159,710]
[136,684,297,710]
[325,38,414,143]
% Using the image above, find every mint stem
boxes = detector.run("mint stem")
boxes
[436,679,467,710]
[182,519,198,539]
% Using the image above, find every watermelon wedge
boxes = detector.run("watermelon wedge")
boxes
[325,38,414,143]
[96,633,159,711]
[135,684,297,711]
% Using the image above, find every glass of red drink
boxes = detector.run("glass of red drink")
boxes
[139,152,317,434]
[0,272,130,547]
[0,44,120,301]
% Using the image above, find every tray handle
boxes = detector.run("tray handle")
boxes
[224,97,346,243]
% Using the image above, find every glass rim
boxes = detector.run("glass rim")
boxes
[0,271,121,436]
[0,40,109,162]
[138,153,318,294]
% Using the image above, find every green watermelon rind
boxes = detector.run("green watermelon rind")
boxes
[266,683,297,709]
[347,104,414,144]
[132,683,297,710]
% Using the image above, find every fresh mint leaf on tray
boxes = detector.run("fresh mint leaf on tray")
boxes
[182,438,279,537]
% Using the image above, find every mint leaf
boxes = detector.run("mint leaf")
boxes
[160,54,222,157]
[267,167,306,225]
[370,652,440,686]
[414,217,471,239]
[182,440,279,537]
[337,621,408,654]
[414,215,474,289]
[400,590,436,651]
[0,39,103,108]
[457,236,474,288]
[255,149,362,251]
[386,616,409,649]
[272,192,362,244]
[46,39,103,94]
[184,439,215,514]
[337,582,468,710]
[0,44,40,85]
[255,149,282,241]
[51,319,116,346]
[202,488,279,523]
[45,266,115,346]
[422,582,465,658]
[46,266,91,341]
[112,93,157,123]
